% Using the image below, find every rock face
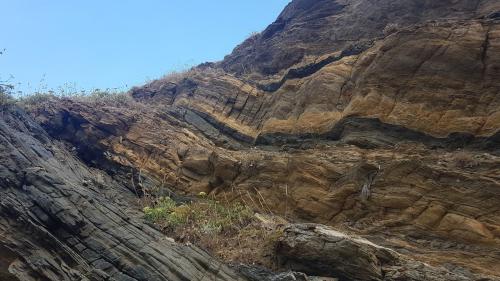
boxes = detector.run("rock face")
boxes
[0,106,245,280]
[277,224,496,281]
[128,18,500,151]
[221,0,500,77]
[4,0,500,280]
[278,224,390,280]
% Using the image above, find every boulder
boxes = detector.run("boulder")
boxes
[277,224,478,281]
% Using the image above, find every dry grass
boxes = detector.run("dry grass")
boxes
[144,196,283,268]
[17,92,59,107]
[77,90,136,107]
[158,67,225,83]
[246,31,260,42]
[144,196,253,234]
[160,70,193,83]
[453,151,480,169]
[0,91,14,107]
[0,81,16,106]
[18,89,138,109]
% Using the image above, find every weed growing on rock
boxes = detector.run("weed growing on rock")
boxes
[143,197,177,222]
[18,89,135,109]
[143,197,282,268]
[0,80,15,107]
[81,90,135,107]
[144,197,254,234]
[18,92,59,108]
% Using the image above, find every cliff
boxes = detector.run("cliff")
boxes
[2,0,500,280]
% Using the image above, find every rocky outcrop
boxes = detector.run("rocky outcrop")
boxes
[277,224,498,281]
[253,19,500,142]
[128,19,500,151]
[221,0,500,77]
[236,264,338,281]
[256,116,500,151]
[0,105,246,280]
[11,0,500,279]
[27,94,500,277]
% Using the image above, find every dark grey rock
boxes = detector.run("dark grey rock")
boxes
[0,106,246,281]
[276,224,491,281]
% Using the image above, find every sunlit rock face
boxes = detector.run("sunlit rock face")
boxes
[129,1,500,145]
[5,0,500,280]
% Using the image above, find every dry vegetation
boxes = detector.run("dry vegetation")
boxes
[158,66,225,83]
[15,89,143,112]
[159,69,194,83]
[0,91,14,107]
[453,151,480,169]
[246,31,260,42]
[0,81,15,107]
[143,196,283,268]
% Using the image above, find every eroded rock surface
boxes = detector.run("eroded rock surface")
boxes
[5,0,500,279]
[221,0,500,77]
[127,19,500,151]
[277,224,498,281]
[0,106,246,280]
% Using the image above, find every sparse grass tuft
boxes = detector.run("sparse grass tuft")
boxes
[79,90,135,107]
[0,90,14,107]
[158,67,225,84]
[160,70,193,83]
[246,31,260,42]
[453,151,479,169]
[0,81,15,106]
[18,92,59,108]
[18,89,138,110]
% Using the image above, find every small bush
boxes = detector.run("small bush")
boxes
[143,196,177,221]
[144,196,285,268]
[144,197,254,234]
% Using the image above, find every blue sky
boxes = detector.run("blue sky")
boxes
[1,1,290,94]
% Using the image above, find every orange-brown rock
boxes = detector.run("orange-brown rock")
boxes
[128,20,500,150]
[13,0,500,279]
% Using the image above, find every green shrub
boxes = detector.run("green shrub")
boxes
[143,197,253,234]
[143,197,177,221]
[143,197,286,268]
